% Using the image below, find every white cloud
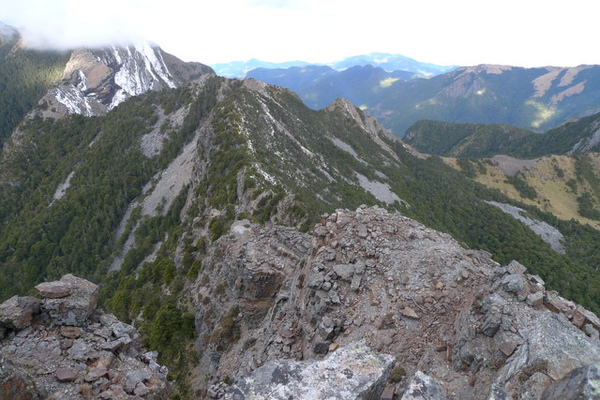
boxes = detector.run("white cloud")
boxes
[0,0,598,68]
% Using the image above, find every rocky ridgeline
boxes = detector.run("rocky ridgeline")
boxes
[192,205,600,399]
[0,274,170,399]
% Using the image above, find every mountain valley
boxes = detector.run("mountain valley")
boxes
[1,21,600,399]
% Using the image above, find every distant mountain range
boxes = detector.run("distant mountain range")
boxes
[371,64,600,136]
[222,61,600,137]
[246,64,417,110]
[211,52,458,78]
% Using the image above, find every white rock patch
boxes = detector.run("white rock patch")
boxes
[356,173,403,205]
[486,201,565,253]
[52,170,76,202]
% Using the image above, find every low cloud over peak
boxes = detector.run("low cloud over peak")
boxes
[0,0,148,51]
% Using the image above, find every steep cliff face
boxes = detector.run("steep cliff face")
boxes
[35,44,213,118]
[192,206,600,399]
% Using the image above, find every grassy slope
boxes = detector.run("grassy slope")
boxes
[444,155,600,229]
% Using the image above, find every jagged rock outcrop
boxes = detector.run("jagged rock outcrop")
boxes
[0,274,170,399]
[192,206,600,399]
[220,340,394,399]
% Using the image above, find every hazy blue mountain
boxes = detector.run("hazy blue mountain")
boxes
[243,65,338,93]
[328,52,458,76]
[224,62,600,138]
[211,52,457,78]
[211,58,311,78]
[369,64,600,136]
[246,64,416,109]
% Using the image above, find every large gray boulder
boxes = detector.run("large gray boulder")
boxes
[0,296,41,331]
[542,362,600,399]
[224,341,394,400]
[40,274,99,326]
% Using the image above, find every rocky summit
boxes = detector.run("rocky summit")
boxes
[0,274,170,399]
[192,206,600,399]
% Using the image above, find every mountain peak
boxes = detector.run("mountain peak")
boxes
[0,22,18,41]
[35,43,213,118]
[459,64,515,75]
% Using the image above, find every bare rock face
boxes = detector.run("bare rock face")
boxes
[542,362,600,399]
[193,206,600,399]
[35,44,213,119]
[0,275,170,399]
[223,341,394,400]
[0,355,44,399]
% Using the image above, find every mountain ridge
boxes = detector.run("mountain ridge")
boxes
[231,61,600,137]
[1,32,600,398]
[404,112,600,158]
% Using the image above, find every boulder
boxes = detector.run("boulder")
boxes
[55,368,77,382]
[400,371,447,400]
[224,341,394,400]
[498,312,600,386]
[0,296,41,331]
[34,281,70,299]
[542,362,600,399]
[526,291,544,307]
[41,274,99,326]
[333,264,355,281]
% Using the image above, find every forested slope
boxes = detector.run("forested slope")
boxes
[2,70,600,395]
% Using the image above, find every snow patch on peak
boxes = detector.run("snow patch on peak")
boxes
[76,70,87,91]
[138,43,176,88]
[110,44,176,109]
[54,86,94,116]
[49,43,180,118]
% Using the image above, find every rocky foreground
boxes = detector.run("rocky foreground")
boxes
[191,205,600,399]
[3,206,600,399]
[0,274,170,399]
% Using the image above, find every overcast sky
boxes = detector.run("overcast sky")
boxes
[0,0,596,68]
